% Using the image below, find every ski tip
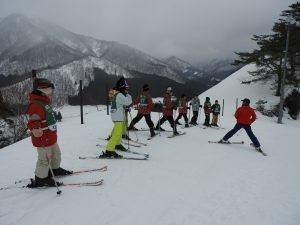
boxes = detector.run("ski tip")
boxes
[103,165,108,170]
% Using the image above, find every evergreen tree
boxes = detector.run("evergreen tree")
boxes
[233,2,300,96]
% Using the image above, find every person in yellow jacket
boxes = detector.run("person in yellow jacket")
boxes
[100,77,132,158]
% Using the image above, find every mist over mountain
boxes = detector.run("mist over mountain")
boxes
[194,59,243,81]
[0,14,184,82]
[0,14,235,106]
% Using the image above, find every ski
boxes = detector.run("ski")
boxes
[79,155,148,160]
[208,141,244,144]
[13,166,108,185]
[250,143,267,156]
[96,144,149,157]
[201,126,225,130]
[61,179,104,187]
[1,179,104,191]
[167,132,186,138]
[98,138,141,147]
[141,128,173,133]
[121,140,141,147]
[147,134,158,140]
[99,137,147,147]
[127,139,147,146]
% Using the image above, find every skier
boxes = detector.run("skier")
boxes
[219,98,262,151]
[211,100,221,126]
[203,97,212,126]
[106,88,130,141]
[128,84,156,137]
[155,87,179,135]
[27,78,72,188]
[175,94,189,127]
[189,93,201,125]
[100,77,132,158]
[57,111,62,122]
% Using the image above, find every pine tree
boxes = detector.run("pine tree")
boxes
[233,2,300,96]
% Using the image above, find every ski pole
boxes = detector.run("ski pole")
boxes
[218,114,222,128]
[125,111,130,149]
[47,156,62,195]
[157,111,161,136]
[157,101,162,136]
[197,108,201,126]
[40,137,61,195]
[188,106,191,123]
[173,108,177,134]
[128,110,139,141]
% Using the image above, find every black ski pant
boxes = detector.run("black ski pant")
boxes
[156,115,177,131]
[129,113,154,128]
[204,113,210,126]
[222,123,261,147]
[175,113,188,124]
[190,111,199,124]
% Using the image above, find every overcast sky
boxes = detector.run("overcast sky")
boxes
[0,0,296,63]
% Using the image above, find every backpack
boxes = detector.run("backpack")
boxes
[30,99,57,131]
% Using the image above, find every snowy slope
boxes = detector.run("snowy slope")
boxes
[0,65,300,225]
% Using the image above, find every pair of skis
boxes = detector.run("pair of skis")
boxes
[167,131,186,138]
[147,130,186,139]
[77,145,149,160]
[96,144,149,158]
[1,166,108,191]
[208,140,267,156]
[99,138,147,147]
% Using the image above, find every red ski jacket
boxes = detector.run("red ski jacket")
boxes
[162,92,173,116]
[178,99,188,114]
[27,92,57,147]
[234,105,257,125]
[133,93,154,115]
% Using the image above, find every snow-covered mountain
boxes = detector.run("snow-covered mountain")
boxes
[162,56,205,79]
[0,14,184,83]
[0,64,299,225]
[195,58,242,81]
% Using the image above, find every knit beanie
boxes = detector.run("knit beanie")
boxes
[143,84,149,91]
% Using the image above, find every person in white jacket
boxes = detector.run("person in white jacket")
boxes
[100,77,132,158]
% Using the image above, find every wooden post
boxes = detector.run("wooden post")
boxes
[79,80,84,124]
[222,99,224,116]
[106,85,109,115]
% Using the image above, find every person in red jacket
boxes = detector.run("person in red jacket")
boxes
[27,78,72,188]
[128,84,156,137]
[175,94,189,128]
[219,98,261,150]
[155,87,179,135]
[203,97,212,126]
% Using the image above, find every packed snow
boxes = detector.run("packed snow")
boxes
[0,64,300,225]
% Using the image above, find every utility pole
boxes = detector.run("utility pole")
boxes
[277,23,290,124]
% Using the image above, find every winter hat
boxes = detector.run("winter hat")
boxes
[143,84,149,91]
[167,87,172,91]
[206,97,210,101]
[241,98,250,105]
[35,78,54,90]
[115,77,128,91]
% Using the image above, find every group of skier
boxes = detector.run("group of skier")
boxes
[26,76,262,188]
